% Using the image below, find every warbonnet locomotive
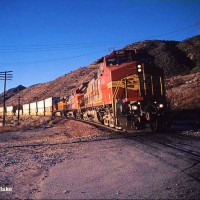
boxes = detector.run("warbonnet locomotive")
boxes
[55,49,169,132]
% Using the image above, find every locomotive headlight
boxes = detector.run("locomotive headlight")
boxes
[159,104,164,108]
[132,105,138,110]
[138,68,142,72]
[137,64,142,69]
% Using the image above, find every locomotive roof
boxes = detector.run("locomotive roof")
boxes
[96,49,137,63]
[96,49,154,64]
[72,81,89,94]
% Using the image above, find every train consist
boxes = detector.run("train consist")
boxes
[1,50,169,132]
[0,97,60,117]
[65,50,169,132]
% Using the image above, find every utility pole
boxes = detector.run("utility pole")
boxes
[17,94,21,125]
[0,71,13,126]
[13,90,23,125]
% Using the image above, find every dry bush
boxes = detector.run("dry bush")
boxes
[19,123,31,131]
[45,116,52,123]
[47,120,54,127]
[0,126,19,133]
[50,117,63,125]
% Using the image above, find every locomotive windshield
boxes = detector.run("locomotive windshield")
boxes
[106,57,132,66]
[106,50,135,66]
[105,50,154,66]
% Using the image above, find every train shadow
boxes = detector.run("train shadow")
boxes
[170,120,200,132]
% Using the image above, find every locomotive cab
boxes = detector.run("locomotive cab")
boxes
[101,50,169,132]
[116,62,168,132]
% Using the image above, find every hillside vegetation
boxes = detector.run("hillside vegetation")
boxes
[124,35,200,76]
[1,35,200,110]
[166,73,200,109]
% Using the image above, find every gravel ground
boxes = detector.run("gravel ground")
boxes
[0,118,199,199]
[0,118,118,199]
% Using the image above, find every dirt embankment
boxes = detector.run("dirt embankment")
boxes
[166,73,200,109]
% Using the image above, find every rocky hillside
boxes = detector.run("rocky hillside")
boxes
[166,73,200,109]
[2,35,200,110]
[3,65,99,106]
[124,35,200,76]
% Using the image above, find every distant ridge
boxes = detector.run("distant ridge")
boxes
[0,85,26,104]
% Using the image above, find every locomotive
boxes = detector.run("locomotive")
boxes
[55,49,169,132]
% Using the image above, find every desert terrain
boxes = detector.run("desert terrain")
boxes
[0,117,199,199]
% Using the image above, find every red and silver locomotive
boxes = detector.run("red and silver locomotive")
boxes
[58,50,168,132]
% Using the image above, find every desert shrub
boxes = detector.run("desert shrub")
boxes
[48,120,54,127]
[0,126,18,133]
[190,66,200,73]
[19,123,32,130]
[40,118,46,124]
[45,116,52,123]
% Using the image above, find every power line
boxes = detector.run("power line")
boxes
[0,23,197,65]
[0,44,112,54]
[146,24,195,39]
[0,41,114,48]
[0,23,196,49]
[0,49,108,65]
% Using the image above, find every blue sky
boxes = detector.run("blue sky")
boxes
[0,0,200,92]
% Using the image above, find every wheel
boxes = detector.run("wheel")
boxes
[104,118,109,126]
[109,119,115,128]
[157,120,170,133]
[97,112,104,124]
[80,113,83,120]
[150,118,158,132]
[150,118,169,133]
[64,111,67,117]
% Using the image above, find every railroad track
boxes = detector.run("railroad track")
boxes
[70,117,200,161]
[0,117,152,149]
[74,118,124,133]
[2,116,200,162]
[135,135,200,162]
[67,116,154,134]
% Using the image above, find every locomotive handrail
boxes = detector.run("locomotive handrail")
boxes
[112,79,122,124]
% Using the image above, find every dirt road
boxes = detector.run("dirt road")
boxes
[0,119,199,199]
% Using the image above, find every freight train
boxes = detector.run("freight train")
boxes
[0,50,169,132]
[63,50,169,132]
